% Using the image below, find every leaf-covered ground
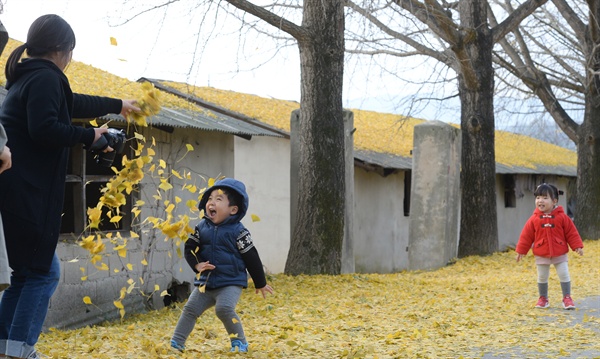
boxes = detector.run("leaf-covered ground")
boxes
[39,241,599,359]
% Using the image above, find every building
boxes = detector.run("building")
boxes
[0,39,577,329]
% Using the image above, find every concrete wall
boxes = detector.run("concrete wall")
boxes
[45,127,239,329]
[353,169,409,273]
[234,135,290,273]
[408,121,461,270]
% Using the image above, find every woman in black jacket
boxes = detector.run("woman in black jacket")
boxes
[0,14,139,359]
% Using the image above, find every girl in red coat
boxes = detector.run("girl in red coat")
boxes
[516,183,584,310]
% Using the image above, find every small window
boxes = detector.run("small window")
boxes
[504,174,516,208]
[61,125,135,237]
[404,171,411,216]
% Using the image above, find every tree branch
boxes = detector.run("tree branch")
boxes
[394,0,460,46]
[492,0,549,43]
[346,0,452,65]
[223,0,309,41]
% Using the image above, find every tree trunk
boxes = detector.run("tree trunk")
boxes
[576,0,600,239]
[284,0,346,274]
[575,115,600,239]
[457,1,499,256]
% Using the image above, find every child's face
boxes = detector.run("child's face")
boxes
[535,194,557,214]
[205,189,238,225]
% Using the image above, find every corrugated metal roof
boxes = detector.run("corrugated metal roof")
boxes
[355,150,412,171]
[495,163,576,176]
[0,86,284,139]
[100,106,285,139]
[0,86,577,177]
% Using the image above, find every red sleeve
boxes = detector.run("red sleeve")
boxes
[516,217,535,255]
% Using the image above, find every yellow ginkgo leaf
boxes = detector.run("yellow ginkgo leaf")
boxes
[186,143,194,151]
[251,214,261,222]
[83,296,92,305]
[159,180,173,191]
[160,290,170,297]
[110,37,118,46]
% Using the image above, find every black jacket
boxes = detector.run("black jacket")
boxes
[0,58,122,272]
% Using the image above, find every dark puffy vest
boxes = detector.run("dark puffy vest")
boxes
[194,218,248,289]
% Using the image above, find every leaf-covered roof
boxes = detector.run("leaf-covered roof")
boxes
[0,38,576,171]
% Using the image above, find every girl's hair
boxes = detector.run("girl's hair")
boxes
[534,183,559,201]
[5,14,75,83]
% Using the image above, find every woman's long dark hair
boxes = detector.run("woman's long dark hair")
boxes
[5,14,75,83]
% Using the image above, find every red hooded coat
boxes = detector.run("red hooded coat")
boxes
[516,205,583,257]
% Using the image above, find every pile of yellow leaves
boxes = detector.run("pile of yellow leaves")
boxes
[38,241,599,358]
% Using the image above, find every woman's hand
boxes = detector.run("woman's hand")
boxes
[120,99,141,118]
[0,146,12,174]
[92,128,113,152]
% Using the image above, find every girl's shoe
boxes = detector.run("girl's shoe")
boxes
[170,340,185,352]
[535,296,549,308]
[562,295,575,310]
[230,339,249,352]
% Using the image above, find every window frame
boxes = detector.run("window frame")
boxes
[60,123,137,239]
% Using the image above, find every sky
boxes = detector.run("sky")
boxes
[1,0,425,116]
[1,0,306,100]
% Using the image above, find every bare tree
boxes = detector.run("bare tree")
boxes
[491,0,600,239]
[346,0,548,256]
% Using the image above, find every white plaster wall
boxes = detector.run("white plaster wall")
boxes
[233,136,290,274]
[353,169,409,273]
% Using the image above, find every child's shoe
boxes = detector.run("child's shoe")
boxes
[562,295,575,310]
[535,296,549,308]
[170,339,185,352]
[27,351,48,359]
[230,339,249,353]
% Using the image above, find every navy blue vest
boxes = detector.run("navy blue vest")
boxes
[194,218,248,289]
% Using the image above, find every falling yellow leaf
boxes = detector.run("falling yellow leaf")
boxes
[109,37,118,46]
[251,214,261,222]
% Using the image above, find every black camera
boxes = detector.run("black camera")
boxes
[93,128,126,167]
